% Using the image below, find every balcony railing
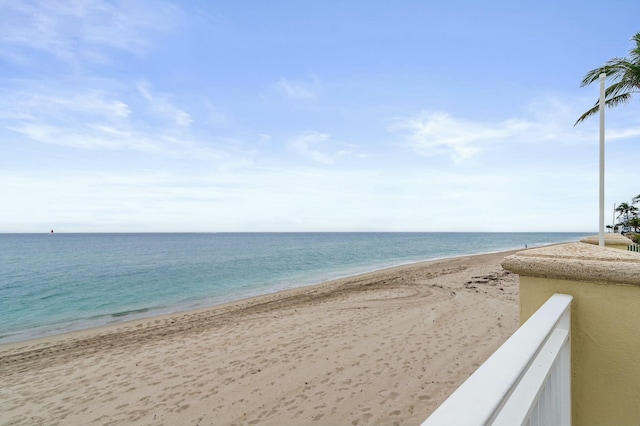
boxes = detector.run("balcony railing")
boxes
[422,294,572,426]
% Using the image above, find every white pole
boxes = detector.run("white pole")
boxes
[599,73,606,247]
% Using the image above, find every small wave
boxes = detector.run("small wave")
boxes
[111,307,151,318]
[39,292,68,301]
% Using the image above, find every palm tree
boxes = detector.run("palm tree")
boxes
[629,217,640,232]
[616,202,639,231]
[575,32,640,125]
[633,194,640,204]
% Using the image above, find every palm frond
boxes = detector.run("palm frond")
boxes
[580,59,629,87]
[630,32,640,62]
[574,104,600,125]
[576,32,640,125]
[607,92,632,107]
[573,93,632,125]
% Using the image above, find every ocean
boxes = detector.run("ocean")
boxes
[0,232,587,344]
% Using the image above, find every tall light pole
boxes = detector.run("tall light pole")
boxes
[599,73,606,247]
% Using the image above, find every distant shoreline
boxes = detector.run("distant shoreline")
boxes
[0,232,579,344]
[2,237,561,346]
[0,231,593,234]
[1,232,587,345]
[1,248,521,425]
[1,247,523,348]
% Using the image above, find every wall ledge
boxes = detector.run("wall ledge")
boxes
[502,242,640,286]
[580,233,632,246]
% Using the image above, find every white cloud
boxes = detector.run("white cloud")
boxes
[389,95,640,163]
[1,87,139,149]
[201,99,231,127]
[274,78,319,99]
[4,89,131,119]
[290,132,356,164]
[0,83,221,159]
[8,122,153,151]
[389,111,531,162]
[258,133,272,144]
[0,0,179,63]
[291,132,334,163]
[137,84,193,127]
[608,126,640,141]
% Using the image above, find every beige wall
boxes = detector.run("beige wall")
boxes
[519,277,640,425]
[580,233,632,250]
[503,243,640,426]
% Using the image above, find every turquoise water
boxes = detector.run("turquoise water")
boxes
[0,232,587,344]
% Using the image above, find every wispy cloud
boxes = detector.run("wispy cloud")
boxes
[258,133,272,144]
[20,90,132,118]
[274,77,320,100]
[0,83,219,159]
[389,95,640,163]
[290,132,356,164]
[8,122,150,151]
[389,111,531,162]
[291,132,334,163]
[0,0,179,63]
[138,84,193,127]
[608,127,640,141]
[2,87,132,148]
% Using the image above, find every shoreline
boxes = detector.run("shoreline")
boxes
[2,249,520,349]
[1,245,534,346]
[2,249,521,425]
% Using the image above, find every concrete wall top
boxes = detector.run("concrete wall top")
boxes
[502,242,640,286]
[580,233,632,246]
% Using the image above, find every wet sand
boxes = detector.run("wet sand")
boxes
[0,250,520,425]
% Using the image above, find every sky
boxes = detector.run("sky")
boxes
[1,0,639,233]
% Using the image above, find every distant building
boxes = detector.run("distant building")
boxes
[616,212,638,233]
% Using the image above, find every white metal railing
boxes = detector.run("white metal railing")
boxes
[422,293,572,426]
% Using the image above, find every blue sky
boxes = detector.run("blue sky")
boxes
[1,0,639,232]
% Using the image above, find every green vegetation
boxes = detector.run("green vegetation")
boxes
[613,197,640,240]
[576,32,640,125]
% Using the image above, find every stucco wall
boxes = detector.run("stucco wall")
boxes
[580,233,633,251]
[503,243,640,426]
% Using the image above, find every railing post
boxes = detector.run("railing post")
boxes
[421,294,572,426]
[558,300,571,426]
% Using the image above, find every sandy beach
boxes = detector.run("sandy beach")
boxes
[1,250,520,426]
